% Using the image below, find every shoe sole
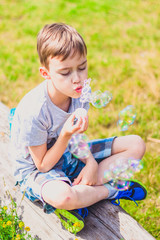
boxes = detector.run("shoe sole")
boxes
[54,209,84,234]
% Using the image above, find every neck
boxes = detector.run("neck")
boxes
[47,80,71,112]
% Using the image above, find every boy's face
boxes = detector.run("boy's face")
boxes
[41,52,88,99]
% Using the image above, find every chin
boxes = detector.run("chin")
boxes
[72,92,81,99]
[72,95,80,99]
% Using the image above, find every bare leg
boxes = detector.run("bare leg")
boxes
[96,135,146,185]
[42,135,145,210]
[42,180,109,210]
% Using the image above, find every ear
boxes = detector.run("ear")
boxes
[39,67,51,79]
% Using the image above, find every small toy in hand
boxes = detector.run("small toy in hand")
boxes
[73,108,88,125]
[104,157,143,191]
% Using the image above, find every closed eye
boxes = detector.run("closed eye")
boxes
[60,71,71,76]
[60,67,86,76]
[78,66,86,71]
[59,64,87,76]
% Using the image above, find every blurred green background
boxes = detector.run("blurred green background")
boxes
[0,0,160,238]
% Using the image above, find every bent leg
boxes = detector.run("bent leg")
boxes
[41,180,109,210]
[96,135,146,185]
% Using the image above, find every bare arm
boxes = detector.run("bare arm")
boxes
[28,132,71,172]
[72,152,99,186]
[28,112,88,172]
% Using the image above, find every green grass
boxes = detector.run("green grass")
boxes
[0,0,160,238]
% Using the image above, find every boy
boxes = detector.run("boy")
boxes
[11,23,147,234]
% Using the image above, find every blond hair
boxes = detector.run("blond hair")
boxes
[37,23,87,69]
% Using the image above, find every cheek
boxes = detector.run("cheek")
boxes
[57,78,71,90]
[81,69,88,79]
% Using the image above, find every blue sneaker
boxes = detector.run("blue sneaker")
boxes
[111,180,147,206]
[74,207,88,218]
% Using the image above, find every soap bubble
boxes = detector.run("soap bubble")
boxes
[129,158,144,172]
[104,157,143,191]
[68,133,90,159]
[109,179,130,191]
[80,78,112,108]
[117,105,136,131]
[91,90,112,108]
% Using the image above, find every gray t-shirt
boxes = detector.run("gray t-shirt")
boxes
[11,80,89,181]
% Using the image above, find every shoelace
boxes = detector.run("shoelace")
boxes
[111,190,138,206]
[76,207,88,218]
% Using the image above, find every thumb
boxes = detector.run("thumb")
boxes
[73,174,82,185]
[71,113,76,125]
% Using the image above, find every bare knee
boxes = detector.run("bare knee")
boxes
[53,188,76,209]
[130,135,146,158]
[42,181,77,210]
[112,135,146,159]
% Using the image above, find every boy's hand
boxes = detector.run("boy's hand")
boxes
[61,111,88,138]
[73,158,98,186]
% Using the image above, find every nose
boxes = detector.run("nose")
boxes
[72,71,81,84]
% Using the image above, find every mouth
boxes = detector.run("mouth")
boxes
[75,86,82,93]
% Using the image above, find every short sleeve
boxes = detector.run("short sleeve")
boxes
[19,113,48,147]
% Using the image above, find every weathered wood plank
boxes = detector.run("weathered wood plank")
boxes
[0,102,155,240]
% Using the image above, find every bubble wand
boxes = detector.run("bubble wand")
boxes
[80,78,92,108]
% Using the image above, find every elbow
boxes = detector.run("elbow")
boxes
[36,163,49,173]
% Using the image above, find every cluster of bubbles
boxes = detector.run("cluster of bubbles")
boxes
[80,78,112,108]
[68,78,142,189]
[68,133,90,159]
[104,158,143,190]
[117,105,137,131]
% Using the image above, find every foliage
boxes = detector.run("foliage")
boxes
[0,181,34,240]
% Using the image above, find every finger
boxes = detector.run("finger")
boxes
[72,179,76,186]
[83,116,89,130]
[77,117,83,126]
[80,117,86,130]
[84,116,89,130]
[73,117,83,131]
[75,117,87,133]
[82,118,88,132]
[73,175,81,185]
[79,180,91,185]
[71,114,76,125]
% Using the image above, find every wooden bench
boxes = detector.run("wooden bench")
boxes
[0,102,155,240]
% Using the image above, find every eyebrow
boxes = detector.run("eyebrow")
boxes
[58,60,87,71]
